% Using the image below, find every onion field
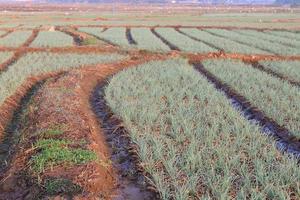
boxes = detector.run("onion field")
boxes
[0,4,299,200]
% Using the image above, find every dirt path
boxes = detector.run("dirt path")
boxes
[0,52,167,199]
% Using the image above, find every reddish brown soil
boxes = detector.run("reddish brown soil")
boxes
[0,14,299,197]
[0,71,66,141]
[187,52,300,62]
[0,52,168,199]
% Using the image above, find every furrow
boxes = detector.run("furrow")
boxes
[245,60,300,88]
[150,28,180,51]
[201,29,279,55]
[22,29,39,47]
[126,28,137,45]
[175,28,223,51]
[91,83,159,200]
[78,30,118,47]
[56,27,83,46]
[191,61,300,158]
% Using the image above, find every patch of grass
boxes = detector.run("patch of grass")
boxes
[44,178,81,195]
[31,139,97,173]
[81,37,101,45]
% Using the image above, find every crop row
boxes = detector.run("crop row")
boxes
[0,28,298,56]
[234,29,300,49]
[105,58,300,199]
[154,28,217,53]
[0,31,32,47]
[77,27,300,55]
[78,27,130,47]
[259,60,300,83]
[265,30,300,42]
[131,28,170,52]
[179,28,268,54]
[0,52,126,107]
[0,51,14,64]
[205,29,300,56]
[202,59,300,137]
[30,31,74,47]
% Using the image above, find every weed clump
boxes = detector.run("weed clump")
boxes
[31,139,97,173]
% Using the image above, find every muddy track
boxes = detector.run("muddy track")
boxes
[126,28,137,45]
[91,83,159,200]
[174,28,223,51]
[244,60,300,88]
[150,28,180,51]
[191,61,300,158]
[200,29,279,56]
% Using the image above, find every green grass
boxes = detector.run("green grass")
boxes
[105,59,300,199]
[81,36,102,45]
[155,28,217,53]
[36,124,66,138]
[31,31,74,47]
[31,139,97,173]
[202,58,300,137]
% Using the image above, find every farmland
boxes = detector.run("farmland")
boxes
[0,3,299,200]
